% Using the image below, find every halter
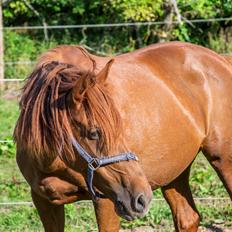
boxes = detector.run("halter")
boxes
[72,138,138,199]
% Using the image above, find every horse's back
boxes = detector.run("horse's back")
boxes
[109,42,232,186]
[223,54,232,65]
[113,42,232,139]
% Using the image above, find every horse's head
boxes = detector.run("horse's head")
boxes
[66,58,152,220]
[14,47,152,221]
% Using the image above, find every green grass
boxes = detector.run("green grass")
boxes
[0,98,19,139]
[0,93,231,231]
[0,190,231,231]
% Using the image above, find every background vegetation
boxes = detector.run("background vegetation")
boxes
[1,0,232,231]
[2,0,232,78]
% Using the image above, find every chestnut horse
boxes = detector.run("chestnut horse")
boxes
[14,42,232,232]
[224,54,232,64]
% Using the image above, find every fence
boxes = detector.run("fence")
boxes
[2,16,232,30]
[1,16,232,75]
[0,197,231,207]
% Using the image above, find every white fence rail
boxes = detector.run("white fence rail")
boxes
[2,17,232,30]
[0,197,231,206]
[0,79,24,82]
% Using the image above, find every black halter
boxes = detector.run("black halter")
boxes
[71,138,138,199]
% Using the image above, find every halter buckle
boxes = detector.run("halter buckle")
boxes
[127,152,139,161]
[88,158,100,170]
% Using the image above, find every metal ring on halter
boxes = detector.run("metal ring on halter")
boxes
[88,159,100,171]
[71,138,138,199]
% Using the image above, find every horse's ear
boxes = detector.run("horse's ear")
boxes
[71,73,95,104]
[63,67,93,106]
[96,59,114,83]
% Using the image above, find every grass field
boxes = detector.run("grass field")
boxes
[0,87,232,231]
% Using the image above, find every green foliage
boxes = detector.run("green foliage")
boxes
[4,30,58,78]
[0,206,41,232]
[171,22,191,41]
[109,0,164,21]
[3,0,232,78]
[223,0,232,16]
[190,153,227,197]
[3,1,28,20]
[0,140,15,158]
[178,0,221,18]
[0,99,19,139]
[2,0,232,46]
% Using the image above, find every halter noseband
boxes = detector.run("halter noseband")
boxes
[72,138,138,199]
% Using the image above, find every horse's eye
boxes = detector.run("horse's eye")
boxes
[88,128,100,140]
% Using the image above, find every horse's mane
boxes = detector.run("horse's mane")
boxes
[14,46,122,165]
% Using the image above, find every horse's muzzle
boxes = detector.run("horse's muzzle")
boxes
[114,189,152,221]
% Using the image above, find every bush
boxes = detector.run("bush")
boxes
[4,30,58,79]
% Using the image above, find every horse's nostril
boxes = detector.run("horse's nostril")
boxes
[134,194,146,213]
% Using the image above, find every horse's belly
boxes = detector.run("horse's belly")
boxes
[138,128,201,189]
[131,111,202,188]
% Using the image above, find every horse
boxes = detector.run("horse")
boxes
[224,54,232,64]
[14,41,232,232]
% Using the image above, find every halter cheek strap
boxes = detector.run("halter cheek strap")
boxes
[71,138,138,199]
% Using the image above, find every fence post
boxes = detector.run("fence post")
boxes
[0,2,4,80]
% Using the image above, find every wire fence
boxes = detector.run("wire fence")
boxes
[2,16,232,30]
[1,16,232,69]
[4,61,36,65]
[0,79,24,82]
[0,197,231,206]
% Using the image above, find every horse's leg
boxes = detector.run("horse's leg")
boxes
[161,165,200,232]
[93,198,120,232]
[31,189,65,232]
[203,143,232,199]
